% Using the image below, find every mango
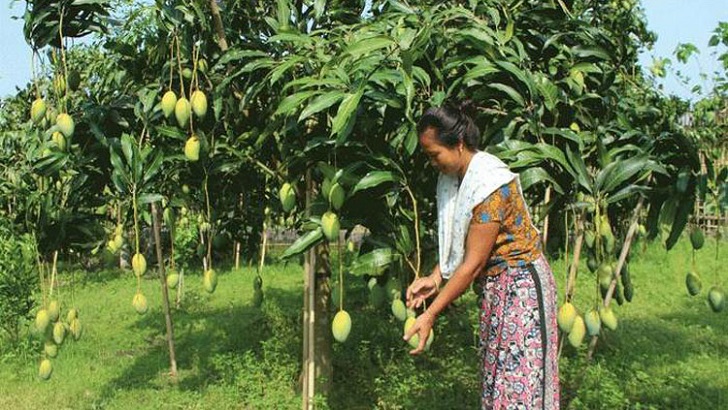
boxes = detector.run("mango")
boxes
[332,310,352,342]
[161,90,177,118]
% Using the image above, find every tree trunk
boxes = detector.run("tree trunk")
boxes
[301,172,332,409]
[151,202,178,378]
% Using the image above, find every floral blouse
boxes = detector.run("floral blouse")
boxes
[471,179,543,276]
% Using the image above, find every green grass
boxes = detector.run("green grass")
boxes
[0,236,726,409]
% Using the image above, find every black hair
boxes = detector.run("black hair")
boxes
[416,100,480,150]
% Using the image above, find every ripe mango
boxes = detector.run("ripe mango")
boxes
[48,300,60,322]
[190,90,208,118]
[53,321,66,345]
[132,253,147,277]
[161,91,177,118]
[70,318,82,340]
[568,315,586,348]
[166,272,180,289]
[175,97,191,128]
[391,299,407,321]
[332,310,352,342]
[321,211,340,242]
[52,131,66,151]
[557,302,577,333]
[184,134,201,161]
[203,269,218,293]
[132,292,148,314]
[599,307,618,331]
[39,359,53,380]
[403,316,433,350]
[35,309,50,334]
[44,341,58,358]
[66,308,78,323]
[31,98,46,123]
[56,113,75,137]
[279,183,296,212]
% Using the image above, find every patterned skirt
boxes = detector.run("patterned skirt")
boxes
[475,255,560,409]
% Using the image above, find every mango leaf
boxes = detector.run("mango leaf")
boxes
[351,171,399,194]
[495,61,535,97]
[605,185,648,204]
[344,36,394,59]
[279,228,323,259]
[565,146,592,192]
[665,191,694,250]
[270,56,304,85]
[331,88,364,139]
[299,91,346,121]
[274,91,317,117]
[518,167,563,194]
[488,83,525,107]
[595,156,651,194]
[350,248,399,276]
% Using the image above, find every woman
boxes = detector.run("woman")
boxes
[403,102,560,409]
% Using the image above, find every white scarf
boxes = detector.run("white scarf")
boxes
[437,151,516,279]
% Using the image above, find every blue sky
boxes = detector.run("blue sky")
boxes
[1,1,726,101]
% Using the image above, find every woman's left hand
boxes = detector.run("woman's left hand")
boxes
[403,311,436,355]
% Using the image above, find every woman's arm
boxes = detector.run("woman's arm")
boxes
[404,221,499,354]
[425,221,499,318]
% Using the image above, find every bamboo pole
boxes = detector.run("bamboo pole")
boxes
[586,197,643,361]
[152,202,178,378]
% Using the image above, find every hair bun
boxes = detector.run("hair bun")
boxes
[458,99,477,118]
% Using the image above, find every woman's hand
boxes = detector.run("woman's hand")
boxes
[403,310,436,355]
[406,276,439,309]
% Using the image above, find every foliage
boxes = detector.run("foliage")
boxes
[0,220,37,343]
[0,239,726,408]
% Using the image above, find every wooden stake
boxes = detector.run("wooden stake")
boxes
[151,202,178,378]
[586,197,643,361]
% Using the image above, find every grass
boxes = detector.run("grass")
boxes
[0,235,726,409]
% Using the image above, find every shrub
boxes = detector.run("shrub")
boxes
[0,221,37,343]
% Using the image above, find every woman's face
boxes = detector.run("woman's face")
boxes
[419,126,463,176]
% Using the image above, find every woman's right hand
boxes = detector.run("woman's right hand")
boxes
[406,276,439,309]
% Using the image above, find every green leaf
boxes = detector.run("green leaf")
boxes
[572,45,611,61]
[351,171,399,195]
[488,83,525,107]
[495,61,535,98]
[279,228,323,259]
[270,56,303,85]
[331,88,364,139]
[298,91,346,121]
[518,167,563,194]
[595,156,650,194]
[121,134,134,167]
[344,36,394,59]
[350,248,399,276]
[565,146,592,192]
[274,91,317,117]
[665,193,693,250]
[142,151,164,186]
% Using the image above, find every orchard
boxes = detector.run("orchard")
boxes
[0,1,726,409]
